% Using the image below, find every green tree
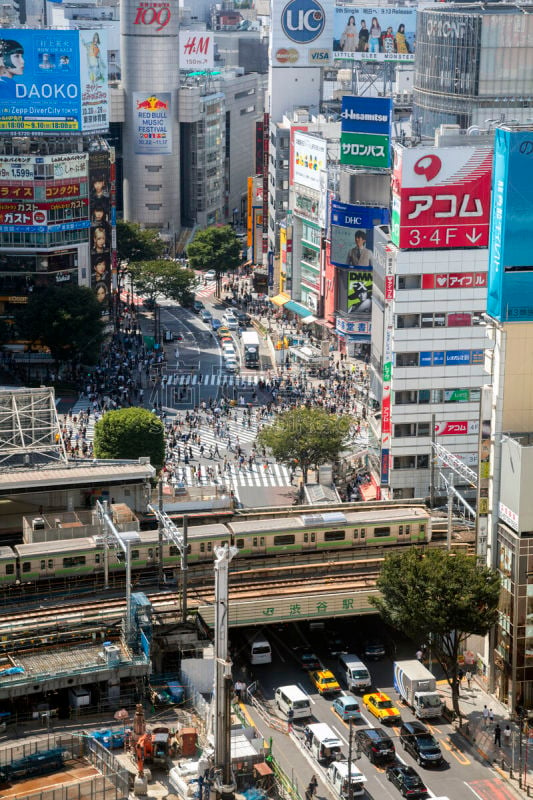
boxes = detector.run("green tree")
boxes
[129,260,196,307]
[371,548,500,718]
[256,406,352,484]
[16,285,104,365]
[116,220,165,263]
[94,407,165,471]
[187,225,241,292]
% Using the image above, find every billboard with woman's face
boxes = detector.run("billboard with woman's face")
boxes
[334,6,416,62]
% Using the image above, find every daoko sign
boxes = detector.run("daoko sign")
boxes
[133,2,171,31]
[391,145,493,250]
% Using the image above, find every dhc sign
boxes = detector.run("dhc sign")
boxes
[281,0,326,44]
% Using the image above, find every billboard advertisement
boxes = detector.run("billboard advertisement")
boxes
[179,32,214,70]
[0,29,108,134]
[133,92,172,155]
[391,144,493,250]
[334,6,416,62]
[271,0,333,68]
[340,131,390,168]
[330,202,389,268]
[89,150,111,312]
[341,95,392,136]
[488,128,533,322]
[293,131,327,191]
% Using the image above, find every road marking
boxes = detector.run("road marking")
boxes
[298,683,315,704]
[464,782,485,800]
[440,735,470,765]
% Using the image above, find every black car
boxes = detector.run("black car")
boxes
[399,721,444,767]
[326,631,349,656]
[385,764,427,798]
[193,300,205,313]
[235,311,252,327]
[294,648,321,671]
[363,638,386,660]
[355,727,395,765]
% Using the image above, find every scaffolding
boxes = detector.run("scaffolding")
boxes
[0,387,67,468]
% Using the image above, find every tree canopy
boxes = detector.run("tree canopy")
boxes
[129,260,196,307]
[256,406,352,484]
[94,407,165,471]
[372,548,501,716]
[116,220,165,263]
[16,285,104,365]
[187,225,241,285]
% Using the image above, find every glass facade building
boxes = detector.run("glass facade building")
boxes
[414,6,533,137]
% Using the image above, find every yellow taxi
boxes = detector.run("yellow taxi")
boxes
[362,692,401,723]
[217,326,231,338]
[309,669,341,695]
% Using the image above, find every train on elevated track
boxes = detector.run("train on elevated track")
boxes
[0,503,432,591]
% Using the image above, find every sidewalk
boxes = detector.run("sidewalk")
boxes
[438,676,532,797]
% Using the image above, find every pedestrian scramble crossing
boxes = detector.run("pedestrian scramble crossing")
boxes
[160,372,268,387]
[194,280,216,298]
[168,461,292,498]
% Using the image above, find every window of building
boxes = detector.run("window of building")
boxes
[419,389,430,404]
[235,88,255,99]
[418,422,431,437]
[396,314,420,329]
[393,455,416,469]
[396,352,419,367]
[417,455,429,469]
[395,390,418,405]
[397,274,421,290]
[394,423,417,438]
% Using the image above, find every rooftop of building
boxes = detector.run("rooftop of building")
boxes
[0,459,155,492]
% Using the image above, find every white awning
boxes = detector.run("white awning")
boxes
[301,315,317,324]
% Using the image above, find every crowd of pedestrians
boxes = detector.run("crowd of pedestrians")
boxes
[50,274,374,499]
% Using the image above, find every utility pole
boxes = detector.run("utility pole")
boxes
[430,413,436,508]
[347,719,353,800]
[214,544,238,800]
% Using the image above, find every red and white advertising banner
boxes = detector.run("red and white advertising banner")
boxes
[421,272,487,289]
[435,420,479,436]
[391,145,493,250]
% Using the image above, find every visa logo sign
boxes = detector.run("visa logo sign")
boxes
[309,48,330,62]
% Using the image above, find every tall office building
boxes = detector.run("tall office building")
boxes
[121,0,180,239]
[370,126,493,499]
[481,125,533,710]
[414,4,533,137]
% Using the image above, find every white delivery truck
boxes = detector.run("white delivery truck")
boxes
[393,660,443,719]
[327,760,367,799]
[241,330,260,368]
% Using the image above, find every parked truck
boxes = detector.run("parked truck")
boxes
[393,660,443,719]
[241,330,260,368]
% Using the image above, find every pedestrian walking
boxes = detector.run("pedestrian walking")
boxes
[489,708,494,725]
[504,724,511,746]
[305,775,318,800]
[465,670,472,690]
[483,705,489,726]
[494,723,501,747]
[287,707,294,733]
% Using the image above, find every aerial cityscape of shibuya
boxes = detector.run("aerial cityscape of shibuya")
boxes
[0,0,532,799]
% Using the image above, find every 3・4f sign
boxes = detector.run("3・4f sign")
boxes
[391,145,493,250]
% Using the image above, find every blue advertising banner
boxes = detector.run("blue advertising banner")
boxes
[133,92,172,155]
[268,250,274,288]
[0,29,108,133]
[330,202,389,268]
[488,128,533,322]
[341,96,393,136]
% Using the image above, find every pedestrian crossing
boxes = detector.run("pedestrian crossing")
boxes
[167,460,292,494]
[69,398,97,444]
[195,281,216,298]
[161,372,267,387]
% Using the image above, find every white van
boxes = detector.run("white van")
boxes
[248,634,272,665]
[304,722,343,763]
[327,760,367,799]
[338,654,371,692]
[223,312,238,330]
[275,685,311,719]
